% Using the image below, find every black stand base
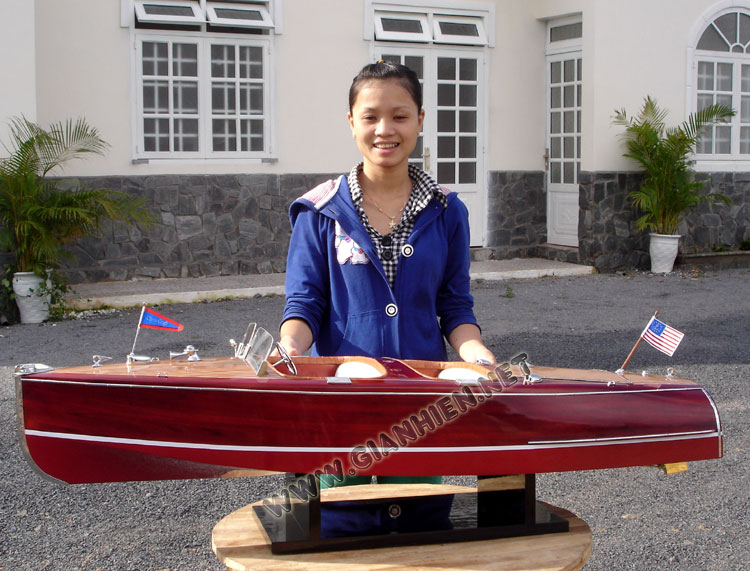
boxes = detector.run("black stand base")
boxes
[254,474,569,554]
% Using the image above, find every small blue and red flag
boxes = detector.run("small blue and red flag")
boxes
[138,306,184,331]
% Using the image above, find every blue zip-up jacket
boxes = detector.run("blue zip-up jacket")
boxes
[282,175,478,361]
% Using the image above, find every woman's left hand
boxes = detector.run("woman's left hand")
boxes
[460,340,496,365]
[448,324,496,365]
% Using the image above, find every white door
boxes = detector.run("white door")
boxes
[545,18,582,248]
[546,52,582,247]
[378,49,486,246]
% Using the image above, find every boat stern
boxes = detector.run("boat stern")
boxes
[701,386,725,460]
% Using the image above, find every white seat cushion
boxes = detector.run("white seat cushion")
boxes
[335,361,383,379]
[437,367,488,381]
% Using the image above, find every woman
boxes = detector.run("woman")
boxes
[282,61,493,362]
[280,61,495,491]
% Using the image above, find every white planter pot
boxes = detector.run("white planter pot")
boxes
[12,272,50,324]
[649,233,681,274]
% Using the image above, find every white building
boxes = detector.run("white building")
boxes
[1,0,748,281]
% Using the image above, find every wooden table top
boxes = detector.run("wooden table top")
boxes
[212,483,592,570]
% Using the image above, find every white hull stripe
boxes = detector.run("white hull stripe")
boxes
[25,429,720,454]
[23,378,704,398]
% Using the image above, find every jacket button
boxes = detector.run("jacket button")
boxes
[385,303,398,317]
[401,244,414,257]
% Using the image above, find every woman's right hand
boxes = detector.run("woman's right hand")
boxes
[277,318,314,357]
[278,336,305,357]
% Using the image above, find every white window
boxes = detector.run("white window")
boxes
[432,15,486,46]
[207,2,274,29]
[374,11,431,43]
[139,39,200,153]
[546,17,583,186]
[134,1,203,25]
[370,2,492,47]
[130,0,275,159]
[374,48,487,245]
[693,8,750,162]
[367,2,493,245]
[135,0,274,29]
[549,21,582,44]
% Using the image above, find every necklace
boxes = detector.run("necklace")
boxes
[365,192,410,230]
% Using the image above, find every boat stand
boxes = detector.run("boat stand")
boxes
[252,474,569,554]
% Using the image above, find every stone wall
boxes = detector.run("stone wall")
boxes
[56,173,338,284]
[578,172,648,271]
[578,171,750,272]
[64,170,551,282]
[485,171,546,258]
[689,172,750,251]
[4,169,746,282]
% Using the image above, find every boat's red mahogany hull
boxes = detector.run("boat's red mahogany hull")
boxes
[16,357,723,484]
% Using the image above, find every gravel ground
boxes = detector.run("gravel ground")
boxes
[1,269,748,570]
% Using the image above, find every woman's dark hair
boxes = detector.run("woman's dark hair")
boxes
[348,61,422,113]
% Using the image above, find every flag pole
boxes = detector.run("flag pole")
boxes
[618,310,659,373]
[130,305,146,356]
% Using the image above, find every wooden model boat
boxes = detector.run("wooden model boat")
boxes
[15,324,723,486]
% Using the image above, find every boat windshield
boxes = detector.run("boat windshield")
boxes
[233,323,258,360]
[244,325,274,375]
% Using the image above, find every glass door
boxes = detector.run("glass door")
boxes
[545,17,582,248]
[378,49,486,246]
[546,51,582,247]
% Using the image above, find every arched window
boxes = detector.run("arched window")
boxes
[694,7,750,159]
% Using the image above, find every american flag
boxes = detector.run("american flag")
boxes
[641,317,684,357]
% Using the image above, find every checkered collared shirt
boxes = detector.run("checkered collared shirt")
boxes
[348,163,448,287]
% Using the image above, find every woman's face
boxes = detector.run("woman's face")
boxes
[347,79,424,172]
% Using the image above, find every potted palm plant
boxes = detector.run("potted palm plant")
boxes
[612,96,735,273]
[0,116,154,323]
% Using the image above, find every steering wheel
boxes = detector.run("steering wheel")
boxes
[274,342,298,376]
